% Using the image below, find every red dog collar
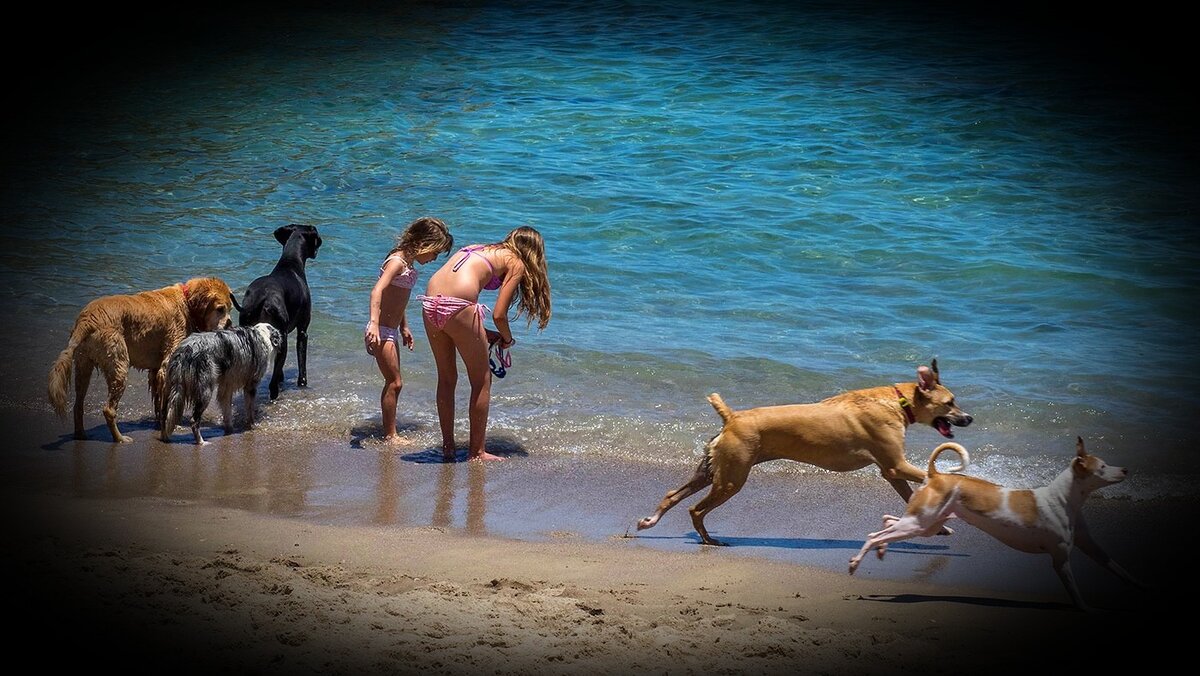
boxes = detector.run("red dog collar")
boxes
[893,386,916,424]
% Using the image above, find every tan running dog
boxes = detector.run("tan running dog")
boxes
[637,360,972,545]
[848,437,1145,611]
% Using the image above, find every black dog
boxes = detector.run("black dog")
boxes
[234,224,322,400]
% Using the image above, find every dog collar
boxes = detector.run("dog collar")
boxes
[893,386,916,424]
[178,282,190,300]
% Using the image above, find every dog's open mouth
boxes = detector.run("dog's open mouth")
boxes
[933,417,954,438]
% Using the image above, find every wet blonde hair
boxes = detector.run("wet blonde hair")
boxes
[500,225,551,330]
[390,216,454,260]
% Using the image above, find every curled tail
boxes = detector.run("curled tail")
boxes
[927,442,969,475]
[707,392,734,425]
[48,323,90,416]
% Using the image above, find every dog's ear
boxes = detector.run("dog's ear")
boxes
[916,365,937,391]
[1076,436,1087,458]
[930,359,940,382]
[273,225,296,246]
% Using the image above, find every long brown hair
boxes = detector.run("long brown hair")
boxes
[501,226,551,330]
[390,216,454,260]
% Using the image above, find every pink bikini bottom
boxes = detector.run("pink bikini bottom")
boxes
[418,294,489,330]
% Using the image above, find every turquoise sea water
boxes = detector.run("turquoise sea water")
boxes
[2,1,1197,499]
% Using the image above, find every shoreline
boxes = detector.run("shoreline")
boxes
[6,403,1191,673]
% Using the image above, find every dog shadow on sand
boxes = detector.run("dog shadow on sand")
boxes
[858,593,1066,610]
[635,532,959,556]
[41,416,163,450]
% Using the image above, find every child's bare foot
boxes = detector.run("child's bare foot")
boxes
[468,451,505,462]
[383,434,416,447]
[442,447,458,462]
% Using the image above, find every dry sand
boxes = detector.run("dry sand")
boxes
[2,408,1191,675]
[8,490,1186,676]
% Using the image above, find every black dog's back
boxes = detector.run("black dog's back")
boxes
[238,275,296,330]
[235,224,321,399]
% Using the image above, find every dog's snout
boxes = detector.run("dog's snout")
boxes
[961,414,973,426]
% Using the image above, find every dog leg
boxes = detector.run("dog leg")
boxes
[296,326,308,388]
[637,456,713,531]
[883,463,953,536]
[99,351,132,443]
[190,389,212,446]
[688,462,751,546]
[72,354,95,440]
[243,383,258,430]
[849,513,938,573]
[1073,517,1147,590]
[149,364,168,427]
[1050,546,1091,611]
[269,339,287,400]
[217,384,235,434]
[190,421,206,445]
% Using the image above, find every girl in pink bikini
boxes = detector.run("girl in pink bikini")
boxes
[365,216,455,443]
[418,226,552,461]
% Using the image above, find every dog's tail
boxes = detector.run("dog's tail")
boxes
[927,442,969,475]
[707,393,734,425]
[47,320,91,417]
[159,352,194,442]
[230,291,243,314]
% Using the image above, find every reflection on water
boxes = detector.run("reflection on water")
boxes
[374,450,400,525]
[68,433,316,517]
[433,462,487,535]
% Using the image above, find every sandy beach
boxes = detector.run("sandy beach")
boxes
[3,403,1190,676]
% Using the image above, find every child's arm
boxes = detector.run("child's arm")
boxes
[365,257,409,352]
[491,263,524,348]
[396,287,415,351]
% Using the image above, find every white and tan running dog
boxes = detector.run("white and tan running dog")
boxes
[848,437,1145,610]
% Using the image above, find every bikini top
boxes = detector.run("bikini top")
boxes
[452,245,504,290]
[380,253,418,289]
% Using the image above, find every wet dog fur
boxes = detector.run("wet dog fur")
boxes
[47,277,235,442]
[235,224,322,400]
[159,322,283,445]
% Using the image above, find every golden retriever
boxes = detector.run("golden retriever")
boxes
[47,277,234,442]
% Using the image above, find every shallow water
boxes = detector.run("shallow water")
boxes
[2,1,1198,502]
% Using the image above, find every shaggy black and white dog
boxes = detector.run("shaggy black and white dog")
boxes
[160,322,283,444]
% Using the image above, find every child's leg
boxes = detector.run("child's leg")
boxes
[424,315,460,460]
[373,330,404,438]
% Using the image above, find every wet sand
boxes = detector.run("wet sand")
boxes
[2,403,1191,674]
